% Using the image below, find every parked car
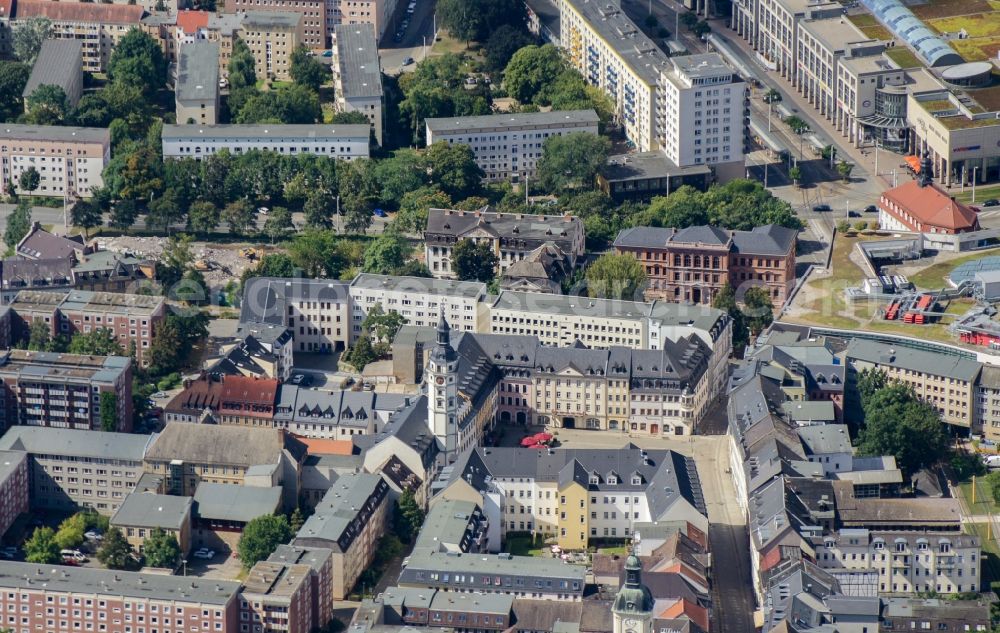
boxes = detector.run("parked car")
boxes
[193,548,215,560]
[848,211,860,218]
[322,50,333,57]
[290,374,312,386]
[983,454,1000,469]
[60,550,87,563]
[258,207,270,215]
[153,391,168,399]
[84,530,102,541]
[812,204,832,212]
[983,199,999,207]
[373,208,387,217]
[864,204,877,213]
[0,547,18,559]
[402,56,414,66]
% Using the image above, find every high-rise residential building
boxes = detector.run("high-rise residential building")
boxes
[161,124,371,160]
[239,277,351,353]
[0,124,110,199]
[225,0,324,48]
[557,0,667,153]
[0,427,152,515]
[332,0,396,42]
[660,54,748,181]
[11,0,145,72]
[332,24,384,145]
[424,110,600,183]
[0,350,133,432]
[238,11,308,79]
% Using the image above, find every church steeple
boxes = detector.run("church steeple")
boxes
[431,311,457,364]
[427,311,458,462]
[612,546,654,633]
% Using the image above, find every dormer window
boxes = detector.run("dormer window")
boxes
[631,476,642,485]
[589,475,599,485]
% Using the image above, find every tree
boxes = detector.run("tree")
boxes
[99,393,117,431]
[54,514,88,551]
[18,167,40,194]
[503,44,566,104]
[372,149,428,208]
[789,165,802,185]
[763,88,782,105]
[303,189,335,229]
[238,515,292,569]
[143,528,181,568]
[362,303,407,343]
[236,85,321,124]
[536,132,610,193]
[692,20,711,37]
[263,207,294,243]
[394,186,451,234]
[484,25,535,71]
[395,489,424,543]
[4,199,31,249]
[398,53,491,143]
[24,84,69,125]
[856,383,950,477]
[742,286,774,336]
[641,187,709,228]
[586,253,647,300]
[187,200,219,235]
[13,17,52,64]
[452,239,498,283]
[680,11,698,28]
[289,508,305,533]
[331,111,370,124]
[836,219,850,233]
[145,188,183,233]
[784,115,809,135]
[286,229,342,277]
[426,142,484,200]
[712,282,749,349]
[228,38,258,117]
[69,328,124,356]
[24,319,51,352]
[70,199,103,238]
[108,29,166,97]
[837,160,854,182]
[289,45,329,91]
[436,0,526,42]
[147,317,183,375]
[222,200,257,236]
[344,330,378,370]
[24,527,60,564]
[854,220,868,232]
[97,527,133,570]
[0,61,30,122]
[856,368,888,410]
[241,253,297,285]
[363,231,410,275]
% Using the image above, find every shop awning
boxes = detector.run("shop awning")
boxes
[905,155,921,172]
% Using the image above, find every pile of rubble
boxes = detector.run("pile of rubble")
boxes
[97,236,268,287]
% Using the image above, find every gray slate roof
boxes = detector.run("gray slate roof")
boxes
[193,482,282,523]
[351,273,487,299]
[240,277,350,326]
[614,224,796,256]
[145,423,306,467]
[0,123,109,144]
[111,491,192,530]
[162,124,370,141]
[426,109,599,133]
[176,41,219,104]
[333,23,382,99]
[0,426,152,461]
[23,39,82,98]
[844,339,982,381]
[796,424,851,455]
[0,562,240,604]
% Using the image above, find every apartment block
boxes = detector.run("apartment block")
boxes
[0,350,133,432]
[242,562,318,633]
[0,124,110,199]
[424,208,585,279]
[424,110,600,183]
[844,339,980,430]
[813,529,981,595]
[435,446,708,552]
[267,545,335,629]
[348,274,489,342]
[880,597,992,632]
[274,387,410,439]
[0,451,27,538]
[0,563,241,632]
[22,40,84,110]
[208,323,295,382]
[557,0,667,152]
[239,11,307,80]
[239,277,351,353]
[976,365,1000,443]
[293,473,390,599]
[614,224,798,308]
[176,41,220,125]
[332,24,384,145]
[12,0,146,72]
[225,0,324,47]
[0,427,151,515]
[333,0,396,42]
[660,54,746,180]
[161,124,371,160]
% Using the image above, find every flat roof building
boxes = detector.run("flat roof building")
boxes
[162,124,370,160]
[332,24,383,145]
[425,110,600,183]
[175,41,220,125]
[0,124,110,199]
[22,39,83,109]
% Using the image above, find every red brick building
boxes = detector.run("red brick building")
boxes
[614,224,798,308]
[878,179,980,236]
[164,374,280,425]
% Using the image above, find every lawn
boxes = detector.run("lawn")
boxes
[848,15,893,39]
[959,479,1000,514]
[885,47,926,69]
[506,533,548,557]
[928,13,1000,37]
[950,37,1000,62]
[906,247,1000,290]
[956,182,1000,203]
[966,522,1000,583]
[912,0,992,19]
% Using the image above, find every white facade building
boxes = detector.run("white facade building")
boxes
[424,110,600,183]
[0,124,109,199]
[332,24,384,145]
[661,54,747,181]
[161,124,371,159]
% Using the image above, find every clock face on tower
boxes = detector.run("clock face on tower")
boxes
[624,618,639,633]
[436,376,445,385]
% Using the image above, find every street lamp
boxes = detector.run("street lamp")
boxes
[973,166,980,203]
[181,559,187,576]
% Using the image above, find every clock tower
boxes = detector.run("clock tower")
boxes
[612,550,654,633]
[427,311,458,463]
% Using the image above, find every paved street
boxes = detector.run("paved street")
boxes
[539,428,755,633]
[379,0,438,74]
[0,203,71,235]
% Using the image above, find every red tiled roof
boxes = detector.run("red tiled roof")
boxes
[176,9,209,33]
[294,436,354,456]
[0,0,12,18]
[167,374,279,419]
[880,180,980,233]
[659,599,710,632]
[15,0,144,23]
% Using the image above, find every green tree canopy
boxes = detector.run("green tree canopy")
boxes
[426,142,484,200]
[241,253,297,285]
[331,111,370,124]
[363,231,410,275]
[24,527,60,564]
[742,286,774,336]
[262,207,294,243]
[394,489,425,543]
[17,167,40,194]
[70,199,103,238]
[503,44,565,104]
[108,28,167,97]
[398,53,491,144]
[238,515,292,570]
[585,253,647,300]
[711,282,748,349]
[394,186,451,234]
[484,25,535,71]
[54,514,87,551]
[286,229,343,277]
[4,199,31,249]
[25,82,70,124]
[97,527,133,570]
[222,200,257,236]
[143,528,181,568]
[856,383,950,477]
[536,132,610,193]
[12,17,52,64]
[290,45,329,91]
[639,180,803,231]
[452,239,498,283]
[236,85,321,124]
[99,391,118,432]
[69,329,125,356]
[0,61,30,122]
[362,303,407,343]
[436,0,527,42]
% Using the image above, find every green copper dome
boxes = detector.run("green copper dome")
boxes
[613,549,654,615]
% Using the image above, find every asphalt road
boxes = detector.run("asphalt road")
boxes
[379,0,438,74]
[0,204,71,235]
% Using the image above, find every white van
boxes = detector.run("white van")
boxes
[60,549,87,562]
[982,454,1000,469]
